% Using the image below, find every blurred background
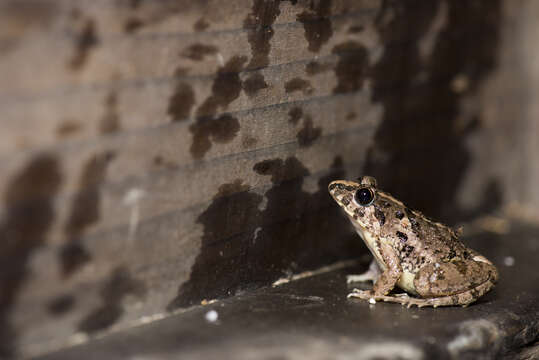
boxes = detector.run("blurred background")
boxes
[0,0,538,358]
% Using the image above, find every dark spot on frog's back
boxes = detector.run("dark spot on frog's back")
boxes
[396,231,408,243]
[403,245,414,255]
[405,208,421,231]
[374,207,385,226]
[395,210,404,220]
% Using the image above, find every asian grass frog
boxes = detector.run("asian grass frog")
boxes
[328,176,498,308]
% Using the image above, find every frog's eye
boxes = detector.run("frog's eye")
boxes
[354,187,375,206]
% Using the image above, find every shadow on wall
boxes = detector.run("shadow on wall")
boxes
[168,0,504,309]
[364,0,503,224]
[168,157,362,308]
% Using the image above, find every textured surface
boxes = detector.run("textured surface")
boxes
[38,220,539,360]
[0,0,536,358]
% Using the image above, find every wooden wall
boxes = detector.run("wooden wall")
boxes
[0,0,531,357]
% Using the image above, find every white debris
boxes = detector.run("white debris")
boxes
[503,256,515,267]
[205,310,219,323]
[369,298,376,305]
[216,53,224,67]
[123,188,146,242]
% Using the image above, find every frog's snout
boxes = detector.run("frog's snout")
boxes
[328,180,342,197]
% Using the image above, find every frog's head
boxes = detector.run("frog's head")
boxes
[328,176,387,234]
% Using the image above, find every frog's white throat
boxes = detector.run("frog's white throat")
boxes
[352,223,387,272]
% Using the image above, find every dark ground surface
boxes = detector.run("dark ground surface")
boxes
[38,220,539,360]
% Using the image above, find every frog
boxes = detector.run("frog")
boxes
[328,176,498,308]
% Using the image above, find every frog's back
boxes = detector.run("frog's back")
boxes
[376,191,471,273]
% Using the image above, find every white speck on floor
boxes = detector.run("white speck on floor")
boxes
[205,310,219,323]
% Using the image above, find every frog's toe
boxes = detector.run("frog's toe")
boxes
[347,289,373,300]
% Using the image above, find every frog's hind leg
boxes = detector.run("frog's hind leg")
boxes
[349,259,498,308]
[348,276,497,308]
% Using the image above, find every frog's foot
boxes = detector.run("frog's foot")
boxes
[347,289,442,308]
[347,260,381,284]
[347,287,489,308]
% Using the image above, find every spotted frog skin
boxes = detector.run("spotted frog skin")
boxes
[328,176,498,308]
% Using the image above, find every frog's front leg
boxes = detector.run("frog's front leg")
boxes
[346,259,381,284]
[348,242,402,300]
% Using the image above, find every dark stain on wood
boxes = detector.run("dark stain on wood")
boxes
[188,56,246,158]
[296,115,321,147]
[60,152,115,277]
[348,25,364,33]
[363,0,502,223]
[56,120,82,138]
[47,294,76,316]
[167,156,362,309]
[0,1,58,54]
[189,113,240,159]
[285,77,313,95]
[68,18,99,70]
[242,136,258,148]
[168,81,195,122]
[243,0,281,68]
[305,61,333,76]
[124,17,144,33]
[332,41,368,94]
[243,72,268,97]
[194,18,210,32]
[0,154,62,358]
[152,155,178,170]
[297,0,333,53]
[288,106,303,125]
[196,55,247,117]
[78,267,146,334]
[182,43,218,61]
[100,91,121,134]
